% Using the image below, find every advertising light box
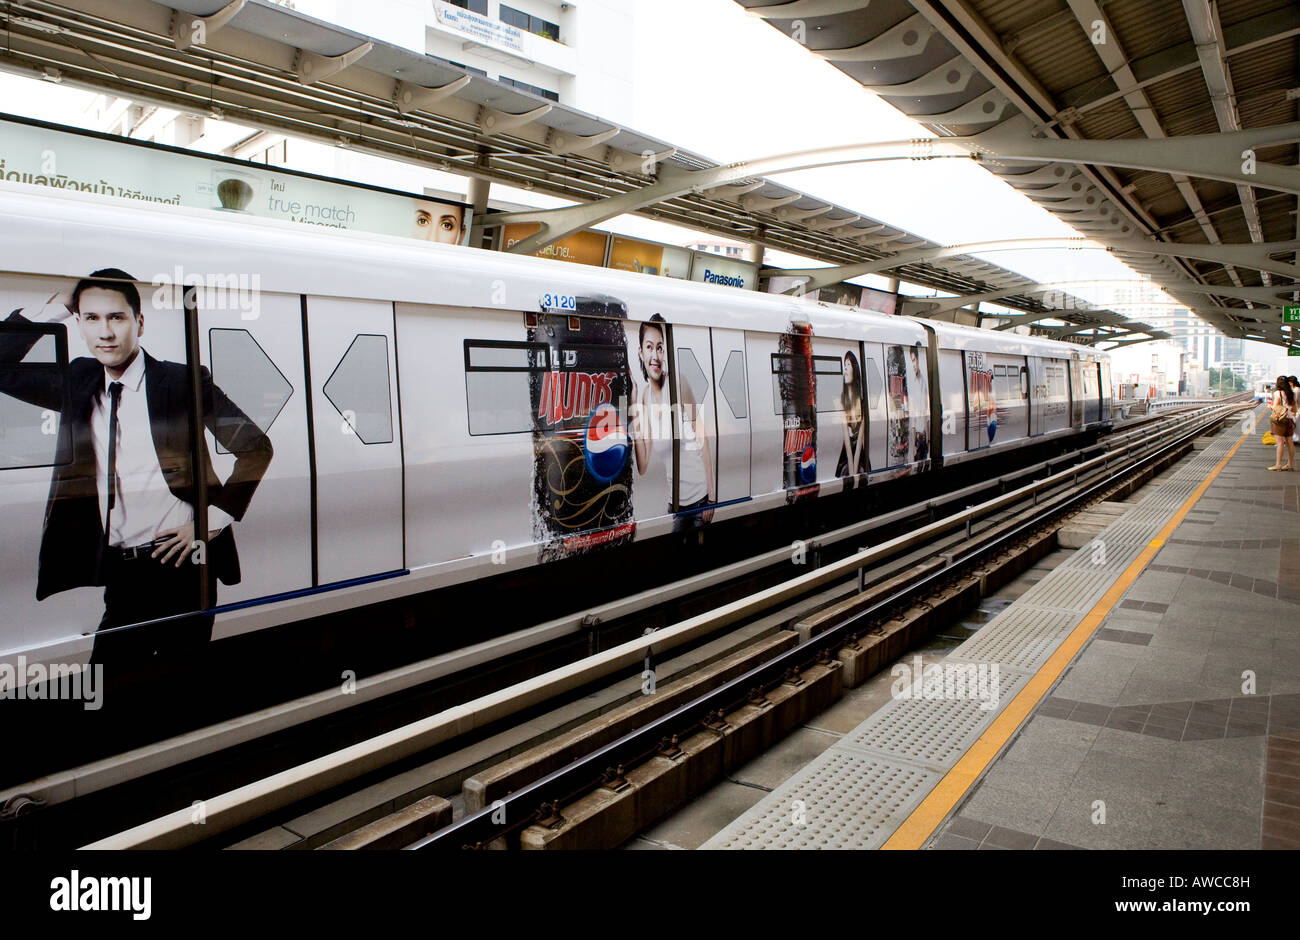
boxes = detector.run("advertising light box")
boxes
[0,115,473,244]
[608,237,690,279]
[688,253,758,291]
[502,223,610,266]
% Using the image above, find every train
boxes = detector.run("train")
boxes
[0,181,1112,685]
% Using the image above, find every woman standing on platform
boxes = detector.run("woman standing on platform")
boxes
[1289,376,1300,449]
[1267,375,1295,471]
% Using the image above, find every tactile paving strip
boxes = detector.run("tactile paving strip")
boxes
[837,668,1027,770]
[1012,566,1126,612]
[705,425,1242,849]
[944,607,1080,672]
[700,751,940,850]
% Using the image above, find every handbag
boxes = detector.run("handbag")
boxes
[1270,395,1291,424]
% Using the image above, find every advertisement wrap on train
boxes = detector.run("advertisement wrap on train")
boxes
[0,182,1113,690]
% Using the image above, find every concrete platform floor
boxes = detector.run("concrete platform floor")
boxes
[929,421,1300,850]
[626,548,1078,850]
[629,416,1300,851]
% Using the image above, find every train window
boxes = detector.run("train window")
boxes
[0,321,69,470]
[463,340,546,436]
[1046,363,1067,398]
[769,354,797,415]
[993,364,1024,402]
[676,347,709,406]
[465,341,548,371]
[719,350,747,419]
[323,334,393,445]
[862,357,883,410]
[209,329,294,455]
[813,356,846,414]
[769,354,843,414]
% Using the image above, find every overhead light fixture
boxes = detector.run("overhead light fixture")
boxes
[41,66,62,83]
[208,106,225,120]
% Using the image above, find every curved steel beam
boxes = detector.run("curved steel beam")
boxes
[497,118,1300,255]
[925,278,1293,316]
[766,236,1300,293]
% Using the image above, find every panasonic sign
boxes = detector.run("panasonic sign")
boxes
[689,255,757,290]
[702,269,746,288]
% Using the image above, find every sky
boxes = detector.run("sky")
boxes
[626,0,1158,301]
[0,0,1218,340]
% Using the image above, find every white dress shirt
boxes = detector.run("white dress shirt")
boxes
[90,351,233,548]
[23,301,233,548]
[644,381,708,506]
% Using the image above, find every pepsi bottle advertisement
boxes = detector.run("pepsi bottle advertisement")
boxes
[967,351,995,447]
[528,296,635,560]
[778,320,819,504]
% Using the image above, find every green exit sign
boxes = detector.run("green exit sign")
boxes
[1286,304,1300,323]
[1290,347,1300,357]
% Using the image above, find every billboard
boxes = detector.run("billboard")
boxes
[0,114,473,245]
[608,237,690,279]
[817,283,862,307]
[860,285,898,316]
[689,254,758,291]
[502,223,609,266]
[431,0,526,53]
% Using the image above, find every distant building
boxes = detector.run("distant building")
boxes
[683,238,751,259]
[82,0,638,203]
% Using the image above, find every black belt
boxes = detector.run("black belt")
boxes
[105,537,172,562]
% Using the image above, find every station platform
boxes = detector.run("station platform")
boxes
[703,407,1300,850]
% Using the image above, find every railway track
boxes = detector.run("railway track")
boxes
[2,397,1250,850]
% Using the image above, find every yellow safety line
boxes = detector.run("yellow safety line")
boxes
[882,429,1248,850]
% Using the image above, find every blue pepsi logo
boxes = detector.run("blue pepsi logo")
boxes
[799,445,816,484]
[584,402,630,482]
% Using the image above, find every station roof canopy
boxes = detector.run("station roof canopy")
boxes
[0,0,1226,345]
[737,0,1300,347]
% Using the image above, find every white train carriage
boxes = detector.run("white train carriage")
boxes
[0,183,1111,669]
[924,320,1112,467]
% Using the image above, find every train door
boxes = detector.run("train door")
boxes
[200,290,311,605]
[669,323,719,515]
[1028,357,1043,436]
[745,331,781,497]
[937,349,965,460]
[304,296,404,585]
[1081,360,1100,424]
[811,339,861,485]
[1069,357,1084,427]
[710,328,750,503]
[966,350,994,449]
[996,357,1030,441]
[860,343,887,472]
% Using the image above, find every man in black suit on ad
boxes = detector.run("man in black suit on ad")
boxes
[0,268,272,666]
